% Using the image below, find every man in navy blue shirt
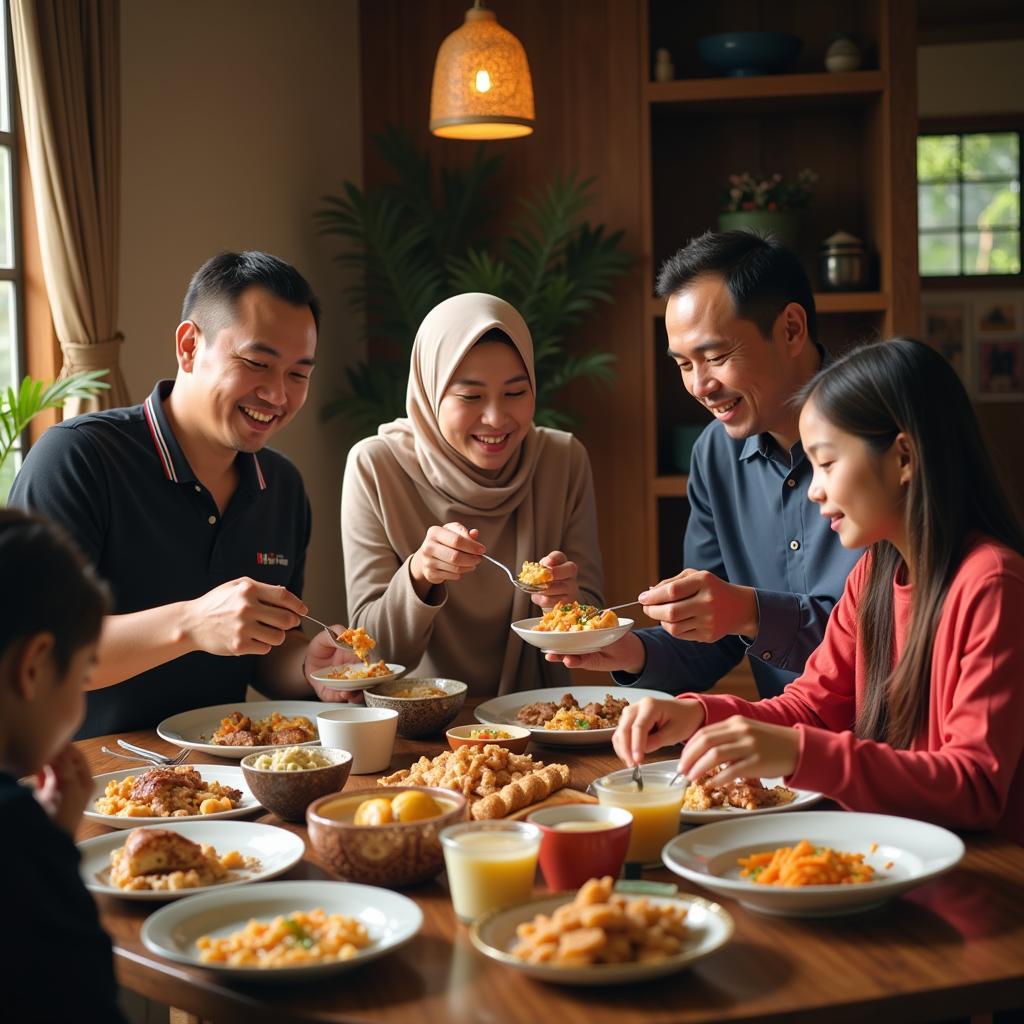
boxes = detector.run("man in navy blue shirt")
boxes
[551,232,861,698]
[11,252,358,735]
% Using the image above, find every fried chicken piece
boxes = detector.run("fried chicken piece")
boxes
[128,767,203,816]
[128,766,241,816]
[271,727,312,745]
[121,828,207,876]
[686,766,796,811]
[559,693,581,709]
[516,701,559,726]
[217,730,258,746]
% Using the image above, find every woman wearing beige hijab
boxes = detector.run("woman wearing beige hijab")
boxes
[341,293,603,697]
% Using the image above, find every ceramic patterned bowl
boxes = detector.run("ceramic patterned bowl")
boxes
[363,678,467,739]
[240,747,352,822]
[306,786,468,887]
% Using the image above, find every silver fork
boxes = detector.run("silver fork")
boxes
[481,554,547,593]
[117,739,181,764]
[101,746,190,767]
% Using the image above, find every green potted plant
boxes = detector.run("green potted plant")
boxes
[316,126,631,436]
[0,369,109,501]
[718,168,818,252]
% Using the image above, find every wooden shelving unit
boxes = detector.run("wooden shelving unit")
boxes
[640,0,920,583]
[651,475,689,498]
[645,70,885,109]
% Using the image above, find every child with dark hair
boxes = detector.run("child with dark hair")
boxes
[613,339,1024,842]
[0,509,126,1023]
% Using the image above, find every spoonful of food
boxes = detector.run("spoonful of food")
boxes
[481,554,550,594]
[300,617,376,664]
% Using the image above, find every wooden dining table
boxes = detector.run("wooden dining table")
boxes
[77,699,1024,1024]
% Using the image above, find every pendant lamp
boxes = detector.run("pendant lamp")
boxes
[429,2,534,140]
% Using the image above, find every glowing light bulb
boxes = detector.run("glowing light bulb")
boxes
[474,69,492,93]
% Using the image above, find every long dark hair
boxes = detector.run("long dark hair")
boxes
[800,339,1024,748]
[0,509,109,674]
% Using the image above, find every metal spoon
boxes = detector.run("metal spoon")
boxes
[481,554,548,594]
[631,763,644,791]
[300,614,351,649]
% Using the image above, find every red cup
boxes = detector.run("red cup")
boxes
[527,805,633,891]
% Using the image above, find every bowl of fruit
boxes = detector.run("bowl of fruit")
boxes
[306,786,468,887]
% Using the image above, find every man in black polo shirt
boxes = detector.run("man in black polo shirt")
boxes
[10,251,358,736]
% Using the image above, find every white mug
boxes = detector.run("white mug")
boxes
[316,707,398,774]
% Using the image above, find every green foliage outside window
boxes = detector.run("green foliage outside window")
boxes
[917,132,1021,277]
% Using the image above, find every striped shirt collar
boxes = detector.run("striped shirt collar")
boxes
[143,380,268,491]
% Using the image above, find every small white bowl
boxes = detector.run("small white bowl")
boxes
[511,616,634,655]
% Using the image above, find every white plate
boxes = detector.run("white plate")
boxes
[308,663,405,692]
[141,879,422,981]
[511,616,634,655]
[678,775,822,823]
[79,820,305,901]
[157,700,330,759]
[84,764,261,829]
[470,889,733,985]
[662,810,965,917]
[475,686,675,747]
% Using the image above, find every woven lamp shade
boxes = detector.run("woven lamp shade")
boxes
[429,6,534,140]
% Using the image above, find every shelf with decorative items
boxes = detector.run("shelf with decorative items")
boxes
[645,70,885,111]
[639,0,919,587]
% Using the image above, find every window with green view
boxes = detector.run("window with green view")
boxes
[0,0,21,503]
[918,132,1021,277]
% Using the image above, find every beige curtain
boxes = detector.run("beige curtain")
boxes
[10,0,128,415]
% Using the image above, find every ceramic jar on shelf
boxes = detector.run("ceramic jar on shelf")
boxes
[824,34,862,73]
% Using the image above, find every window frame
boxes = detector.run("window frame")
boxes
[918,115,1024,291]
[0,0,26,484]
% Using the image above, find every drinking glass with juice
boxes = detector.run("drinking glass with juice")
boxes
[440,821,542,922]
[591,762,683,864]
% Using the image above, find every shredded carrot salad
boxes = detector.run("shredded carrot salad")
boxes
[738,839,878,886]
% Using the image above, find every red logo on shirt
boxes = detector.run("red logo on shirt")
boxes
[256,552,289,566]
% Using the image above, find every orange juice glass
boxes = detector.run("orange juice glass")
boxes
[591,761,683,864]
[440,821,541,922]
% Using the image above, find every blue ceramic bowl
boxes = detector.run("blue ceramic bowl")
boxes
[698,32,802,77]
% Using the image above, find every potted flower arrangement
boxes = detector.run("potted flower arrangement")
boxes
[718,168,818,252]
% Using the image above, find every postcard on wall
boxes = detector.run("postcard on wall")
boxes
[922,302,970,385]
[922,291,1024,401]
[976,299,1020,335]
[977,337,1024,402]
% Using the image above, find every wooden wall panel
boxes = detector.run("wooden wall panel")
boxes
[359,0,649,607]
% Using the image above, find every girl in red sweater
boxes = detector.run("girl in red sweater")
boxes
[614,338,1024,842]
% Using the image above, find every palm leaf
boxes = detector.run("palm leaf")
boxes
[315,127,630,432]
[0,369,109,472]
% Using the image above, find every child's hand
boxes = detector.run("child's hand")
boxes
[612,696,706,767]
[35,744,94,835]
[678,716,801,782]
